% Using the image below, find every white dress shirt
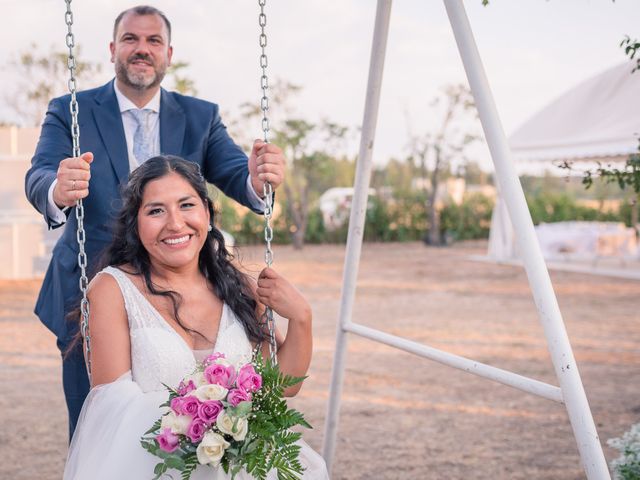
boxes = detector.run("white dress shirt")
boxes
[46,83,264,225]
[115,83,162,171]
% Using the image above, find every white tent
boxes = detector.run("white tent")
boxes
[488,62,640,261]
[509,62,640,162]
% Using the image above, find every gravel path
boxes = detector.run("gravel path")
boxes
[1,241,638,479]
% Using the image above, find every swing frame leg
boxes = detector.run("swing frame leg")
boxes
[322,1,610,479]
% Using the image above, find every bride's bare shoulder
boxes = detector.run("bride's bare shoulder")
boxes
[87,265,134,302]
[87,270,121,300]
[86,270,127,325]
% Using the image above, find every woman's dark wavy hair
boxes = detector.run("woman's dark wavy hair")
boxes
[71,155,265,350]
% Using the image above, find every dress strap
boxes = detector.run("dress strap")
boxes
[97,266,159,330]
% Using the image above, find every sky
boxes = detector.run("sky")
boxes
[1,0,639,169]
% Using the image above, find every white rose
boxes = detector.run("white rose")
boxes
[160,411,191,435]
[185,371,207,388]
[214,357,232,367]
[193,384,228,402]
[216,410,249,441]
[196,431,230,466]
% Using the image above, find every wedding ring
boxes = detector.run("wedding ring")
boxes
[71,180,76,191]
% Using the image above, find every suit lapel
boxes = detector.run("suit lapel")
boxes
[160,90,185,155]
[92,81,129,185]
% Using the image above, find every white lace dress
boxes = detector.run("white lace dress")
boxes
[63,266,328,479]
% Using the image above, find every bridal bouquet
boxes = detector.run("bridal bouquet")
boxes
[141,352,310,480]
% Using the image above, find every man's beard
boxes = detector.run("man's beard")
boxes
[115,54,167,91]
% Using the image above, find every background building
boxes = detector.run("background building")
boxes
[0,126,61,279]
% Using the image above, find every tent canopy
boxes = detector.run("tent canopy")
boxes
[508,62,640,162]
[490,62,640,262]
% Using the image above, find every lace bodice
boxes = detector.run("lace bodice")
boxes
[100,266,253,393]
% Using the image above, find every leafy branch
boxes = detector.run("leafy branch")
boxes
[558,143,640,195]
[620,35,640,73]
[223,353,309,480]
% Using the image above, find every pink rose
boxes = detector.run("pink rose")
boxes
[170,396,186,415]
[186,417,207,444]
[177,379,196,396]
[203,352,226,365]
[236,364,262,393]
[198,400,224,426]
[227,388,252,407]
[181,395,201,416]
[204,363,236,388]
[157,427,180,453]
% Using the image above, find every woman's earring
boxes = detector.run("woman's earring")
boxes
[207,224,213,232]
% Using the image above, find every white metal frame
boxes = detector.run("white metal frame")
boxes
[321,2,610,479]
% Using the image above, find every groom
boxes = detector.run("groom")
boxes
[25,5,285,438]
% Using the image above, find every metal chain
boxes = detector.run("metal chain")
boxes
[65,0,92,381]
[258,0,277,364]
[259,0,270,144]
[262,182,275,364]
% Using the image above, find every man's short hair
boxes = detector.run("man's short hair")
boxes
[113,5,172,43]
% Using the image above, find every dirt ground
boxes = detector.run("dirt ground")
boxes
[1,241,638,479]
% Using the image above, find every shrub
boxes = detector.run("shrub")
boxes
[526,192,621,224]
[608,423,640,480]
[440,193,494,241]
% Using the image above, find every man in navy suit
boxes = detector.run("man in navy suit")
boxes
[25,5,285,438]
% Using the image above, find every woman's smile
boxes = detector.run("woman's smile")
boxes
[161,234,193,248]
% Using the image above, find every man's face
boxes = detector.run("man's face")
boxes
[110,13,173,91]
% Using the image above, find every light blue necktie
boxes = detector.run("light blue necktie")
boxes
[129,108,154,164]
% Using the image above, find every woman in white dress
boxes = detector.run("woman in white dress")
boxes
[63,155,328,479]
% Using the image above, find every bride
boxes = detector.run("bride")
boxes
[63,155,328,479]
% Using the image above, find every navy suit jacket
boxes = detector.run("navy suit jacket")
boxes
[25,80,255,347]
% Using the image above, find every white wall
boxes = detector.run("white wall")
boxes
[0,126,61,279]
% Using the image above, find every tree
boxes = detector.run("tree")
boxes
[237,80,352,249]
[461,160,492,186]
[406,84,480,245]
[274,118,351,249]
[166,61,198,96]
[4,44,199,126]
[3,43,105,126]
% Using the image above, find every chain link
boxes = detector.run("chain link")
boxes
[65,0,92,381]
[257,0,277,364]
[263,182,274,267]
[258,0,269,144]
